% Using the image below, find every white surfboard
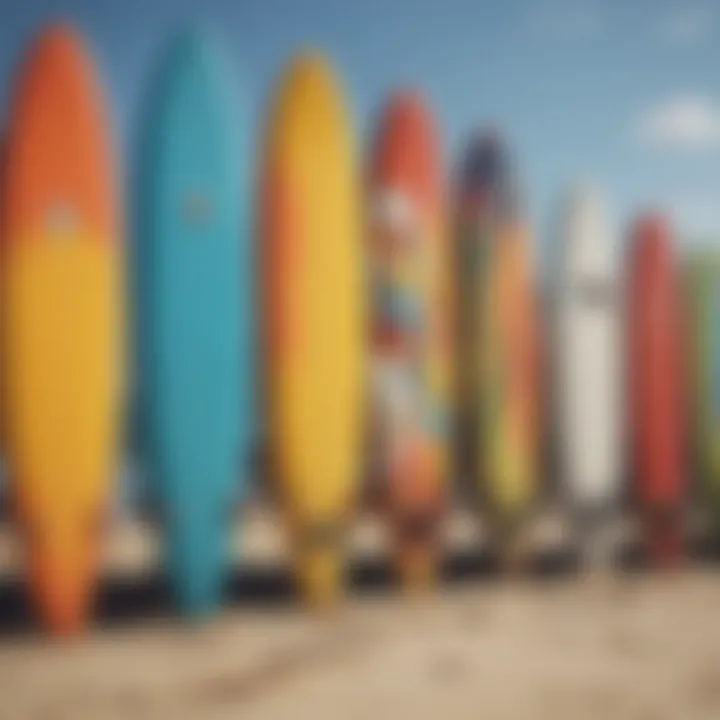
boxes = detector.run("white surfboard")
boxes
[554,184,622,559]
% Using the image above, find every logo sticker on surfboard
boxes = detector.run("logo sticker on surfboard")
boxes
[574,278,615,309]
[182,192,214,228]
[45,201,79,236]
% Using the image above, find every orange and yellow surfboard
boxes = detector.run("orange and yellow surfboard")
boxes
[2,24,123,634]
[477,207,540,558]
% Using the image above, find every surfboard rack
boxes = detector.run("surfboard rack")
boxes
[0,503,713,632]
[0,504,638,580]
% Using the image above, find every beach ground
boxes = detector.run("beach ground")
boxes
[0,509,717,719]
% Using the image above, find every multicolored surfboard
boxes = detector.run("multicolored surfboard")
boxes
[686,250,720,523]
[368,92,451,589]
[135,30,252,616]
[553,185,622,564]
[627,214,686,566]
[2,24,123,635]
[261,54,365,607]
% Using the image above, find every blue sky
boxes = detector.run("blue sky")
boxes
[1,0,720,259]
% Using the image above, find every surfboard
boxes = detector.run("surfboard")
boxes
[368,92,451,589]
[1,24,123,635]
[261,54,365,606]
[455,131,511,498]
[686,250,720,524]
[627,213,686,566]
[135,31,251,616]
[553,185,622,563]
[475,153,540,560]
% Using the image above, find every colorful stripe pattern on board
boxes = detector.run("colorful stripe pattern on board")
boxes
[369,92,451,588]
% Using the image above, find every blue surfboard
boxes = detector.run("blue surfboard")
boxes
[134,30,252,615]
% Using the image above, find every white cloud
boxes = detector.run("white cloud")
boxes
[655,3,715,47]
[637,95,720,149]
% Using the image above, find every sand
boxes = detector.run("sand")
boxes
[0,567,719,720]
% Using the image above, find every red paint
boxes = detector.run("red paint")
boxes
[370,91,443,221]
[3,23,117,246]
[628,213,686,565]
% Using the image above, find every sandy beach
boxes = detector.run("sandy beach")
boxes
[0,561,719,720]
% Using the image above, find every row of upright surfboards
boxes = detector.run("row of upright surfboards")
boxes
[0,23,713,637]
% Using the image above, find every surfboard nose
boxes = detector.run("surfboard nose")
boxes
[28,22,85,68]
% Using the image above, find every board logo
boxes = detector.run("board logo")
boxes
[182,192,214,228]
[575,278,614,308]
[46,201,79,236]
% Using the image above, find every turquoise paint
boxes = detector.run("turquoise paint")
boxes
[135,29,253,616]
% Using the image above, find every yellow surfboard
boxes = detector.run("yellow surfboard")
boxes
[261,54,365,606]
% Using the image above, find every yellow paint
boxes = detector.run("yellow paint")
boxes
[4,232,123,535]
[266,54,365,605]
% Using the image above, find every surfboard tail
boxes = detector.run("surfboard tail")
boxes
[296,549,343,609]
[645,507,684,568]
[397,550,437,592]
[391,505,443,591]
[647,524,684,568]
[580,526,617,571]
[166,515,229,618]
[27,533,97,636]
[492,509,533,574]
[573,503,620,570]
[500,536,530,575]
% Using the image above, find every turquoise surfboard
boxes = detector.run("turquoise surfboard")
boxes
[134,30,252,616]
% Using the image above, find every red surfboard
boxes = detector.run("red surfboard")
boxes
[627,213,686,566]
